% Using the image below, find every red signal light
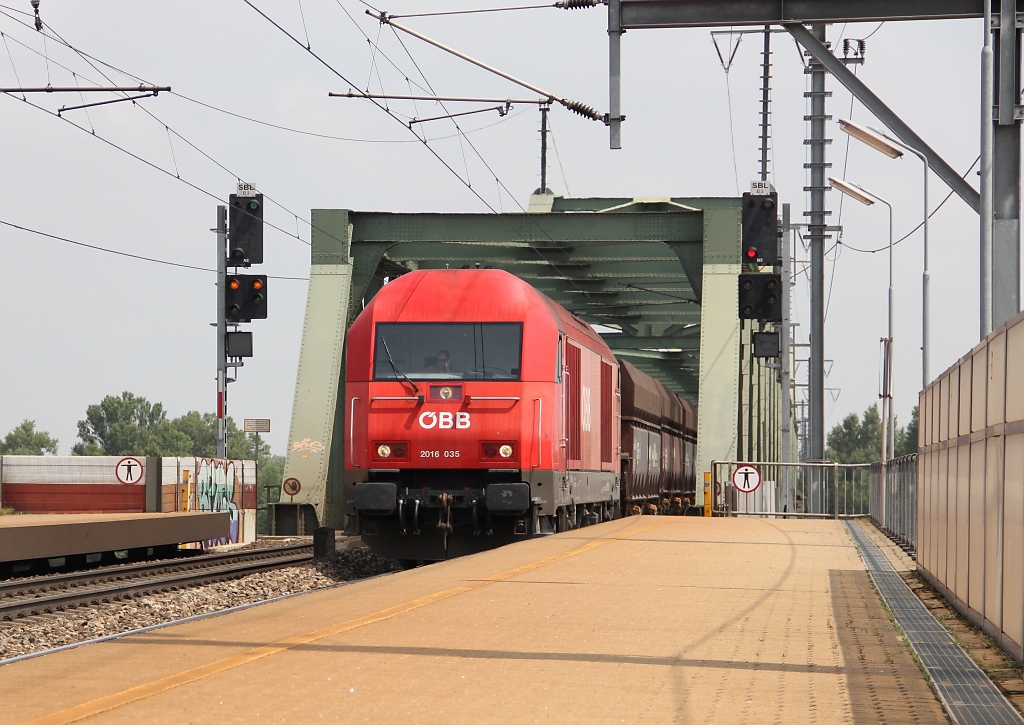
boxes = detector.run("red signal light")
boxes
[746,248,758,260]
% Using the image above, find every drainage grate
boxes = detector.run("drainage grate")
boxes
[846,520,1024,725]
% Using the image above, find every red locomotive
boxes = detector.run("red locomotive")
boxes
[344,269,696,562]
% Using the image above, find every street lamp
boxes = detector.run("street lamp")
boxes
[828,177,895,461]
[838,118,930,389]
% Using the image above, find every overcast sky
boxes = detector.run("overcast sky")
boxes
[0,2,990,455]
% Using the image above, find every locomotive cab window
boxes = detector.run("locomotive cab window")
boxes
[374,323,523,381]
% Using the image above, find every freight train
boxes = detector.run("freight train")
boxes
[343,269,697,562]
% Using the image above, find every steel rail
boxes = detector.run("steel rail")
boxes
[0,544,313,621]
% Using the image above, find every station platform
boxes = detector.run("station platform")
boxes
[0,516,949,723]
[0,512,229,564]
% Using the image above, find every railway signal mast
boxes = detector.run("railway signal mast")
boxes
[216,184,267,458]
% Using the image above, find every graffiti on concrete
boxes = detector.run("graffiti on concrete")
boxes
[195,458,239,545]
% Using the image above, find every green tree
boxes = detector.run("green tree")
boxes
[259,454,284,490]
[166,412,271,461]
[0,420,58,455]
[826,404,884,463]
[169,411,218,457]
[256,453,285,535]
[73,397,280,514]
[73,392,191,456]
[225,424,272,462]
[895,406,919,457]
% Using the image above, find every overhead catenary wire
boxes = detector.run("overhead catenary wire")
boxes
[252,0,550,242]
[5,3,609,309]
[840,155,980,254]
[243,0,502,211]
[1,5,519,144]
[0,15,304,236]
[4,89,318,250]
[368,11,604,306]
[40,22,320,246]
[385,1,600,19]
[383,25,511,203]
[823,64,860,322]
[546,113,570,195]
[310,2,621,303]
[0,218,308,280]
[246,0,563,260]
[366,10,609,123]
[179,89,523,142]
[0,3,30,17]
[711,30,742,195]
[70,72,94,131]
[1,32,24,97]
[0,14,335,250]
[296,0,312,50]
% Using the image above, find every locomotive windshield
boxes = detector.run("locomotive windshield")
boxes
[374,323,522,381]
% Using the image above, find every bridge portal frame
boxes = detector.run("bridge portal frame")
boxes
[270,198,777,531]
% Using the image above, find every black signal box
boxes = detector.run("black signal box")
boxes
[228,193,264,266]
[225,274,268,322]
[741,192,779,266]
[752,331,781,358]
[738,273,782,322]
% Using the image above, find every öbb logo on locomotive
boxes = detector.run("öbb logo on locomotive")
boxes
[417,411,471,429]
[344,268,698,563]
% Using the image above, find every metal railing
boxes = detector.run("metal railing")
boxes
[870,454,917,557]
[707,455,918,554]
[710,460,872,518]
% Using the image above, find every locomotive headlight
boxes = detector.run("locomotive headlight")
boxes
[376,444,392,458]
[481,441,516,459]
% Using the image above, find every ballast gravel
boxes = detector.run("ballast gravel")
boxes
[0,545,402,662]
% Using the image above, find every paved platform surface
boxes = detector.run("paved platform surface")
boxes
[0,516,948,724]
[0,512,229,562]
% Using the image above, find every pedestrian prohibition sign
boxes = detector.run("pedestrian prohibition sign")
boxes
[732,464,762,494]
[115,457,144,485]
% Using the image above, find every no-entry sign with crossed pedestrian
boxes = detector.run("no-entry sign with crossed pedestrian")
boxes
[732,464,762,494]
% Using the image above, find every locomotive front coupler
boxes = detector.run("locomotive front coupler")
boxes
[437,492,454,534]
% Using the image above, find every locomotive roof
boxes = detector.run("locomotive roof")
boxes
[360,269,612,353]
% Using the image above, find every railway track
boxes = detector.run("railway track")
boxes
[0,544,314,621]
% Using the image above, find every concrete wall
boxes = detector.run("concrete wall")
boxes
[0,456,258,545]
[917,308,1024,660]
[0,456,146,512]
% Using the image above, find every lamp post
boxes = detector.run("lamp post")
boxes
[829,177,895,460]
[838,118,930,389]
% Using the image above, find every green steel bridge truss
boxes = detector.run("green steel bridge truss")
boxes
[272,195,775,532]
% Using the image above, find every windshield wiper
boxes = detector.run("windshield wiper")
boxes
[379,337,421,396]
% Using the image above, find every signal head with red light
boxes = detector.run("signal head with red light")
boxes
[741,192,779,266]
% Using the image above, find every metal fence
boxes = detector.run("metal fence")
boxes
[869,454,917,557]
[710,460,871,517]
